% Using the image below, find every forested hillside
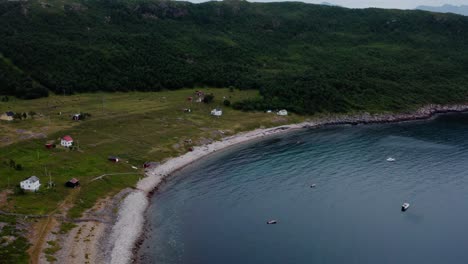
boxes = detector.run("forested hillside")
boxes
[1,0,468,113]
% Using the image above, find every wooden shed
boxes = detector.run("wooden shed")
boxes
[65,178,80,188]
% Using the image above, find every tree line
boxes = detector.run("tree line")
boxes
[1,0,468,113]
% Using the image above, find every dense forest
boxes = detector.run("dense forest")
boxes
[1,0,468,113]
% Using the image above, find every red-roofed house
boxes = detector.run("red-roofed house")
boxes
[61,135,74,147]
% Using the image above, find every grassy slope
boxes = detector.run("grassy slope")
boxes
[0,89,304,217]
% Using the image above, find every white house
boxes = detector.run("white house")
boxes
[61,135,74,147]
[211,108,223,116]
[0,111,14,121]
[277,109,288,116]
[20,176,41,191]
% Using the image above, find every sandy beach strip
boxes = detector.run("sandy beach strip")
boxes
[107,104,468,264]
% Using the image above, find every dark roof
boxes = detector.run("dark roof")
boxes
[24,176,39,183]
[5,111,14,116]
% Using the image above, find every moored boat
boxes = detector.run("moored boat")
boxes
[401,202,410,211]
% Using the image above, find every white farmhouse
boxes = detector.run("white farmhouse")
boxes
[61,135,73,147]
[20,176,41,191]
[211,109,223,117]
[277,109,288,116]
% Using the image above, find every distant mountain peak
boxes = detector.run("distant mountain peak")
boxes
[416,4,468,16]
[320,2,341,7]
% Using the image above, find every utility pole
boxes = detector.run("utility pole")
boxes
[45,166,52,188]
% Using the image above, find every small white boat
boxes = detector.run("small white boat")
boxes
[386,157,396,162]
[267,220,277,224]
[310,184,317,188]
[401,202,410,211]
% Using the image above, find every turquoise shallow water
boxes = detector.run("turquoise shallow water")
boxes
[138,113,468,264]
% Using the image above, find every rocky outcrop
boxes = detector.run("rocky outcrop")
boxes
[301,104,468,128]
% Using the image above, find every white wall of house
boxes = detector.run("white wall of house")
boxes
[61,139,73,147]
[211,109,222,116]
[20,177,41,191]
[277,110,288,116]
[0,114,13,121]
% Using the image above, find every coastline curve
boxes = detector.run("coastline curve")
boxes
[108,104,468,264]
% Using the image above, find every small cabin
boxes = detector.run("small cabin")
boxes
[108,156,119,162]
[20,176,41,191]
[277,109,288,116]
[45,143,55,149]
[72,114,81,121]
[45,140,56,149]
[65,178,80,188]
[211,109,222,117]
[61,135,74,147]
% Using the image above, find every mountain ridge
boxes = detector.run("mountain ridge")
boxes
[1,0,468,113]
[417,4,468,16]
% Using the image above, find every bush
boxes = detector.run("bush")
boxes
[12,113,22,120]
[223,99,231,106]
[14,185,25,195]
[203,94,214,104]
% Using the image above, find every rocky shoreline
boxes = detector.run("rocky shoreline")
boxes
[299,104,468,128]
[106,103,468,264]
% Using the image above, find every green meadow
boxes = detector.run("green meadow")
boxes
[0,88,305,217]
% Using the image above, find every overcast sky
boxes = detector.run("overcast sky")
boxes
[189,0,468,9]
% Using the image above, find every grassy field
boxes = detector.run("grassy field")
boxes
[0,88,305,218]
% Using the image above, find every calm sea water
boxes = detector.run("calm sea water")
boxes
[138,113,468,264]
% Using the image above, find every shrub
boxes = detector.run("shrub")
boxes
[203,94,214,104]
